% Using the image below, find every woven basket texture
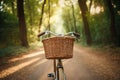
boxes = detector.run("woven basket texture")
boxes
[42,37,74,59]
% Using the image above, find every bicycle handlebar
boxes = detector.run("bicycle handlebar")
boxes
[73,32,80,38]
[37,31,80,39]
[37,32,46,37]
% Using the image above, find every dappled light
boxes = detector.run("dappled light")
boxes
[9,51,44,62]
[0,50,47,78]
[1,0,119,46]
[0,58,40,78]
[59,0,65,7]
[50,8,65,34]
[90,5,104,15]
[118,11,120,15]
[0,46,119,80]
[0,0,120,80]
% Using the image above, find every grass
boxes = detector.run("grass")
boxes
[0,46,29,57]
[77,41,120,55]
[0,42,43,57]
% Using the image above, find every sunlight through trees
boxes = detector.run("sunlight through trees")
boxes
[0,0,120,48]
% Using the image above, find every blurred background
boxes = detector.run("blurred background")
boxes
[0,0,120,57]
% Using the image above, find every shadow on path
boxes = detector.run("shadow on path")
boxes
[0,46,120,80]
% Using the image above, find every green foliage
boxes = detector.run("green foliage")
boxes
[0,46,27,57]
[0,42,42,57]
[0,11,19,47]
[89,13,111,44]
[62,2,87,44]
[115,14,120,46]
[0,0,120,50]
[24,0,47,43]
[24,0,40,26]
[113,0,120,46]
[0,11,18,27]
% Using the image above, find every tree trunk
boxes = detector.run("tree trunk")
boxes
[48,0,50,31]
[47,0,51,37]
[17,0,29,47]
[72,3,77,32]
[38,0,46,32]
[78,0,92,45]
[106,0,117,43]
[11,0,15,15]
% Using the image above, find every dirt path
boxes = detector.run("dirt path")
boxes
[0,45,120,80]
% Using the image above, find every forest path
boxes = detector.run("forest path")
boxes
[0,45,120,80]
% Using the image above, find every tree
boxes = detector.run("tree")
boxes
[78,0,92,45]
[11,0,15,15]
[39,0,46,32]
[48,0,51,31]
[70,0,77,32]
[105,0,117,43]
[17,0,29,47]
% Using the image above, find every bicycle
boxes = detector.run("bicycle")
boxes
[38,31,80,80]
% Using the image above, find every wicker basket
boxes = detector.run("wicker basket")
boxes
[42,37,75,59]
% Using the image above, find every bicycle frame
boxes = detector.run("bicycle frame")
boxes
[56,59,66,80]
[48,59,66,80]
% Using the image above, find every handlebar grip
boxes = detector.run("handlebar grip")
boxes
[73,32,80,38]
[37,32,46,37]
